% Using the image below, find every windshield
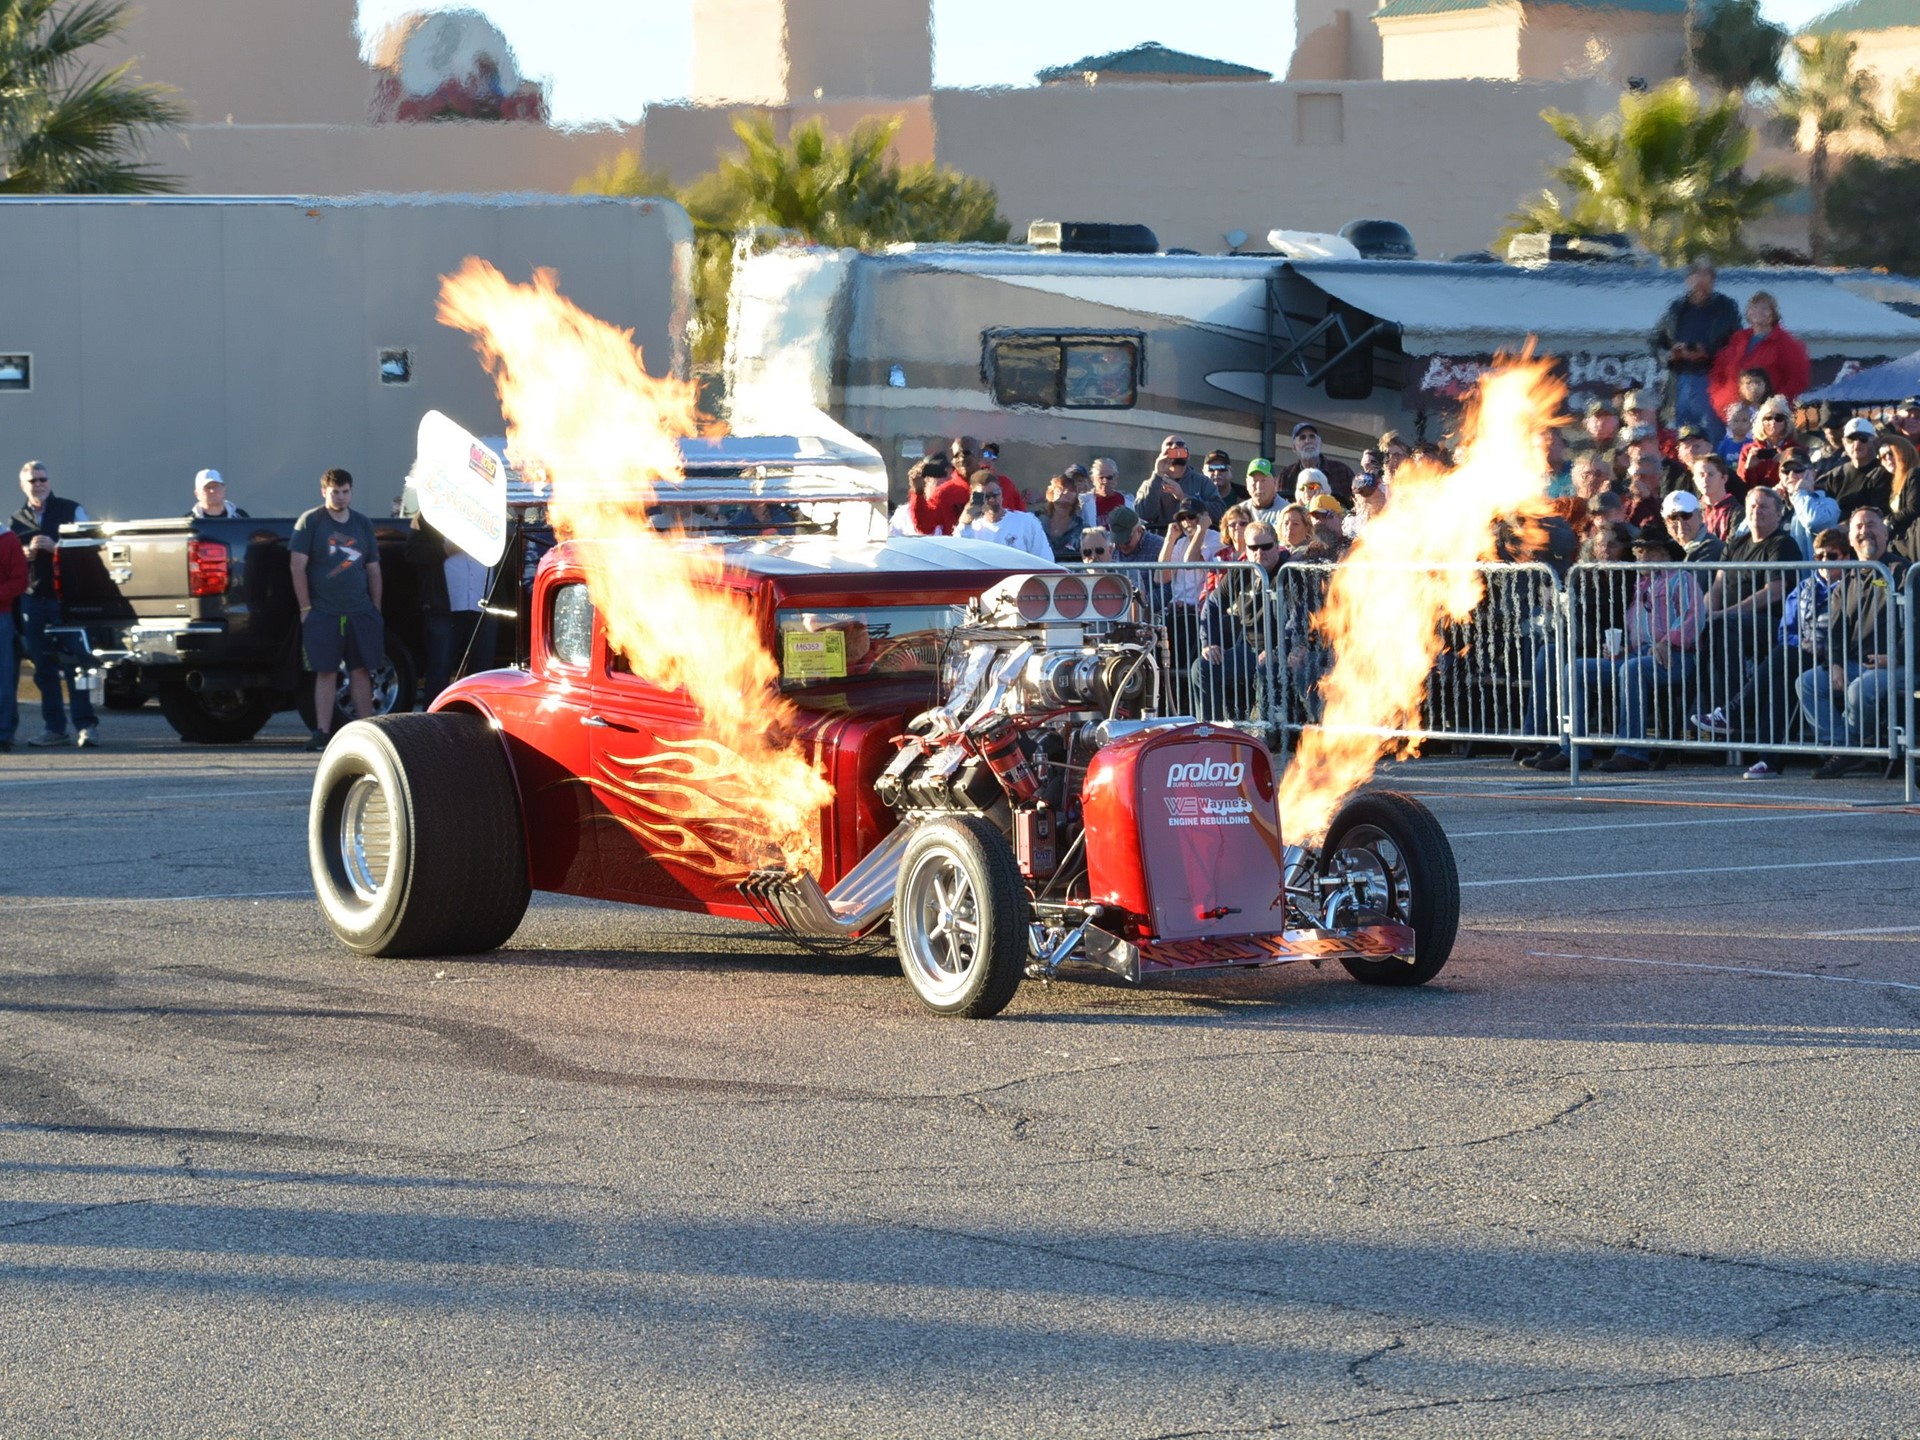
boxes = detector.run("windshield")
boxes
[776,604,965,689]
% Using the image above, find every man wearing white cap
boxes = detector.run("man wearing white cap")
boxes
[187,469,250,519]
[1660,490,1723,564]
[1825,417,1889,520]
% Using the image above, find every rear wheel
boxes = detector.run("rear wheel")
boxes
[157,680,274,743]
[1320,790,1459,986]
[893,816,1029,1019]
[308,712,530,957]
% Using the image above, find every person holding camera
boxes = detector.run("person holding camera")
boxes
[954,476,1051,561]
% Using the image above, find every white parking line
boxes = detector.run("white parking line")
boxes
[1448,810,1869,839]
[0,787,308,806]
[1528,950,1920,994]
[1806,924,1920,937]
[0,889,309,911]
[0,770,306,789]
[1463,854,1920,887]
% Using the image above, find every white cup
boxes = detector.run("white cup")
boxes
[1604,627,1625,659]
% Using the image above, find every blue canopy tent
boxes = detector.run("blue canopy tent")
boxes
[1802,349,1920,405]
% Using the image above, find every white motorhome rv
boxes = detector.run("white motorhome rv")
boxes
[725,236,1920,502]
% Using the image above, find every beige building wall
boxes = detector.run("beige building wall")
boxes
[102,0,371,123]
[141,120,637,197]
[1516,7,1685,83]
[644,97,936,186]
[1379,9,1525,80]
[930,77,1621,259]
[1290,0,1386,80]
[691,0,794,105]
[691,0,932,104]
[1850,27,1920,115]
[786,0,932,100]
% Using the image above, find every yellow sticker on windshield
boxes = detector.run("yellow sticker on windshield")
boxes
[783,630,847,680]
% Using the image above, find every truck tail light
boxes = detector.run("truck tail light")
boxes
[188,539,230,597]
[51,544,62,598]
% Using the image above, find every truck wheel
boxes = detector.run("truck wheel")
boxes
[892,815,1029,1018]
[308,713,530,958]
[1320,790,1460,987]
[299,636,419,729]
[157,681,274,743]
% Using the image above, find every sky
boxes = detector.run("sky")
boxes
[355,0,1850,128]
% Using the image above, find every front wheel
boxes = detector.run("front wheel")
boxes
[308,712,530,957]
[1320,790,1460,987]
[892,816,1030,1018]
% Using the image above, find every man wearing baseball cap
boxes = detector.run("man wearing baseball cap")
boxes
[1660,489,1723,563]
[1244,458,1284,530]
[1280,420,1354,504]
[186,468,250,519]
[1827,415,1890,519]
[1892,396,1920,445]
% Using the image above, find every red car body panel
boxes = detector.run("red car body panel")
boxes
[434,544,1032,918]
[1083,727,1288,942]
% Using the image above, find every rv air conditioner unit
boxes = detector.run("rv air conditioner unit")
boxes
[1505,232,1636,267]
[1339,218,1417,261]
[1026,221,1159,255]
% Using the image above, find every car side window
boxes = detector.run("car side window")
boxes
[550,583,594,668]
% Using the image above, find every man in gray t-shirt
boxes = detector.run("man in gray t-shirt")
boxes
[291,467,385,751]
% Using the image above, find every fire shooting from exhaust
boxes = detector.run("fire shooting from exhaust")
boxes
[437,259,831,872]
[1277,356,1566,848]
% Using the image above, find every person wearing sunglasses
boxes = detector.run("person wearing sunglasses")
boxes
[1777,452,1839,560]
[1200,449,1244,516]
[1076,527,1111,562]
[1797,508,1911,777]
[1134,436,1205,530]
[1694,525,1851,775]
[1189,520,1289,724]
[1824,416,1890,520]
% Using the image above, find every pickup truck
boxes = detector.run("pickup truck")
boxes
[53,513,440,742]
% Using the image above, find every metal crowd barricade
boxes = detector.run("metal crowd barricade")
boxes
[1907,564,1918,805]
[1269,561,1568,755]
[1562,559,1905,781]
[1076,558,1282,735]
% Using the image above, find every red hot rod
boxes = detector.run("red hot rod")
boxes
[307,446,1458,1018]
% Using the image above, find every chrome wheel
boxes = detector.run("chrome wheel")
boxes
[337,659,399,720]
[1326,823,1413,927]
[339,773,393,902]
[898,842,984,1005]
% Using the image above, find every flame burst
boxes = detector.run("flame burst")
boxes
[438,259,831,873]
[1277,357,1565,847]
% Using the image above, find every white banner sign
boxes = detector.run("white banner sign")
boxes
[413,410,509,567]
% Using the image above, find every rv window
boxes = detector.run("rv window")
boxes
[986,332,1140,409]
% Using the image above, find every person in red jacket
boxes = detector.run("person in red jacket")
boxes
[1709,291,1810,423]
[0,526,27,749]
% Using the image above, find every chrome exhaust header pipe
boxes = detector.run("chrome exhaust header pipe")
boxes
[741,818,921,939]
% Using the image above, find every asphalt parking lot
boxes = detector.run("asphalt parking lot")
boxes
[3,706,1919,1437]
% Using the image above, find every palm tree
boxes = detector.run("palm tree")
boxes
[1502,80,1792,264]
[583,116,1008,366]
[1,0,186,193]
[1774,32,1891,263]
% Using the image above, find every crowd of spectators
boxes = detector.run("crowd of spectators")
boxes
[883,260,1918,776]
